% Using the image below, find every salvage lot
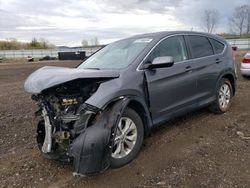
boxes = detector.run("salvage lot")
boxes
[0,52,250,188]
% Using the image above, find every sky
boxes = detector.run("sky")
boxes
[0,0,249,46]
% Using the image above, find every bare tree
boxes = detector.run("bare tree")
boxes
[81,39,89,47]
[39,38,49,48]
[229,5,249,36]
[201,9,219,33]
[30,37,39,48]
[94,37,100,46]
[90,37,100,46]
[246,5,250,34]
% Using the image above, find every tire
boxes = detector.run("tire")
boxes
[110,107,144,168]
[209,78,233,114]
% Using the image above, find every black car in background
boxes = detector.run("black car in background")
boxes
[24,31,237,176]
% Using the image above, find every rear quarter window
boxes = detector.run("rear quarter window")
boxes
[210,38,225,54]
[189,35,214,58]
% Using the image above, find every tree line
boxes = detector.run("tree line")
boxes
[0,37,100,50]
[202,4,250,37]
[0,38,55,50]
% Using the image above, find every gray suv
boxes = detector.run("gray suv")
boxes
[24,31,237,176]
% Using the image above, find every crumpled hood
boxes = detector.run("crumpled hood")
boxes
[24,66,120,94]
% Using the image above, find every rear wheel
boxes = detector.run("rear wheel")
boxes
[209,78,233,114]
[110,108,144,168]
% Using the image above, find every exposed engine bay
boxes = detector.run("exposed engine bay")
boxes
[34,79,102,161]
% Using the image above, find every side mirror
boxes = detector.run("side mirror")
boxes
[145,56,174,69]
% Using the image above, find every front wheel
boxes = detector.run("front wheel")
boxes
[110,108,144,168]
[209,78,233,114]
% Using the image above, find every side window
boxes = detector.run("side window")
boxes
[210,38,225,54]
[148,36,188,63]
[189,35,214,58]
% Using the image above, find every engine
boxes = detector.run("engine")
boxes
[34,79,101,161]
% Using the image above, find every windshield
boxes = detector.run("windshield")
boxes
[78,38,153,70]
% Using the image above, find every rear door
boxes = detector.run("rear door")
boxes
[144,35,198,124]
[187,35,225,103]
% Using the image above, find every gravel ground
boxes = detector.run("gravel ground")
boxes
[0,53,250,188]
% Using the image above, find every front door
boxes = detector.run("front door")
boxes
[144,35,197,124]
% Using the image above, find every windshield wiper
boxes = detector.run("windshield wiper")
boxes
[84,68,100,70]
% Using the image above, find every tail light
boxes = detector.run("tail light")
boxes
[242,57,250,63]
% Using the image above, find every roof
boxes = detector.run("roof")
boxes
[130,31,226,42]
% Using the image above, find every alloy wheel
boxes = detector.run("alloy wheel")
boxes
[218,83,231,109]
[111,117,137,159]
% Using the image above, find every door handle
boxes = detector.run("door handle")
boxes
[185,66,192,72]
[215,58,222,64]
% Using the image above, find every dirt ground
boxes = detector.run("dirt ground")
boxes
[0,53,250,188]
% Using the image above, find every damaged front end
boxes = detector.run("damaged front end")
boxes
[34,79,101,161]
[29,76,129,176]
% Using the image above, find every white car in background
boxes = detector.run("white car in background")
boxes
[241,52,250,77]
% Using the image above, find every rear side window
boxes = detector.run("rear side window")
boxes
[210,38,225,54]
[148,36,188,63]
[189,35,214,58]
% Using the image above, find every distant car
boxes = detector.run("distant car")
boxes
[24,31,237,176]
[27,56,34,62]
[39,56,57,61]
[241,52,250,77]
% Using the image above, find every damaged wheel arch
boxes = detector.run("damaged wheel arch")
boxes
[101,95,153,136]
[70,97,141,175]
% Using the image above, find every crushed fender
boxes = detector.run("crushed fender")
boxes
[70,98,130,176]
